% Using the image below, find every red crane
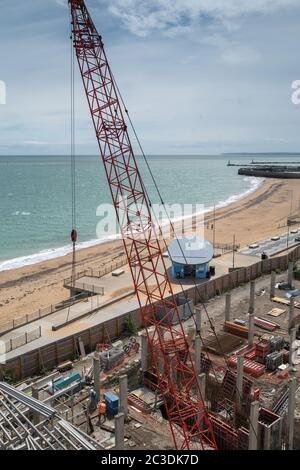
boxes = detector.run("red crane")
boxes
[69,0,217,450]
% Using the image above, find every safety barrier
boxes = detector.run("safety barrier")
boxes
[63,256,128,287]
[2,326,42,353]
[0,257,128,338]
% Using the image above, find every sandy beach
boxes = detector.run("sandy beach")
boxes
[0,178,299,324]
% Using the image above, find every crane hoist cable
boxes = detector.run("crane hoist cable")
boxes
[70,27,77,295]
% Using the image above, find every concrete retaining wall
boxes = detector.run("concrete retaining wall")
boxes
[1,246,299,382]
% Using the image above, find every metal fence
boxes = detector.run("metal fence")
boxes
[69,281,105,295]
[0,257,128,338]
[63,256,128,287]
[2,326,42,354]
[0,303,68,337]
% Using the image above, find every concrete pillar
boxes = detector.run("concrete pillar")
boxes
[289,297,295,333]
[248,401,259,450]
[288,261,294,287]
[186,326,195,347]
[236,355,244,412]
[115,413,125,450]
[194,335,201,375]
[263,427,271,450]
[249,280,255,315]
[198,373,206,400]
[119,374,128,419]
[31,386,40,425]
[78,337,86,358]
[289,328,296,371]
[93,352,100,401]
[195,307,201,333]
[270,271,276,299]
[288,377,296,450]
[248,313,255,347]
[141,333,149,372]
[225,293,231,322]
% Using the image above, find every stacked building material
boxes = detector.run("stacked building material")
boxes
[265,351,283,371]
[282,349,290,364]
[228,356,265,378]
[128,393,152,414]
[269,336,284,352]
[254,317,277,332]
[224,321,248,338]
[100,346,124,371]
[244,346,256,361]
[255,342,271,364]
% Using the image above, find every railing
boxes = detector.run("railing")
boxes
[1,326,42,354]
[214,242,240,254]
[69,281,104,295]
[63,256,128,288]
[0,293,84,337]
[0,256,128,338]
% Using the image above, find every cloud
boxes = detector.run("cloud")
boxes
[221,46,261,65]
[101,0,300,36]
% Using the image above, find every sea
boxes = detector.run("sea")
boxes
[0,153,299,271]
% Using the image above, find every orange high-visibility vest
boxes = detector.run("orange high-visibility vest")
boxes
[98,402,106,415]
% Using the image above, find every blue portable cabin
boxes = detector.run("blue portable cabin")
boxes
[104,391,119,417]
[168,237,213,280]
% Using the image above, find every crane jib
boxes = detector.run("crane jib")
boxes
[68,0,217,450]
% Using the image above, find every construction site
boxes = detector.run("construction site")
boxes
[1,0,300,453]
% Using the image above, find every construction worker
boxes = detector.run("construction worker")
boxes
[98,400,106,425]
[88,389,98,413]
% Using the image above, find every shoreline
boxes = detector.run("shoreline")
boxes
[0,177,299,323]
[0,176,263,272]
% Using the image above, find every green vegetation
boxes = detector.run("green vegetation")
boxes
[124,315,137,336]
[2,370,15,384]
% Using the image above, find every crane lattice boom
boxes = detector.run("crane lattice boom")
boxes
[69,0,217,450]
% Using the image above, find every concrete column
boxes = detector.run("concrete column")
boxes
[248,401,259,450]
[198,373,206,400]
[236,355,244,412]
[115,413,125,450]
[248,313,255,347]
[119,374,128,419]
[186,325,195,346]
[141,333,149,372]
[289,297,295,333]
[288,261,294,287]
[225,293,231,322]
[195,307,201,333]
[263,427,271,450]
[249,280,255,315]
[31,386,40,425]
[270,271,276,299]
[78,337,86,358]
[93,352,100,401]
[289,328,296,371]
[288,377,296,450]
[194,335,201,375]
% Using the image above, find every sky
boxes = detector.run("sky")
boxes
[0,0,300,155]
